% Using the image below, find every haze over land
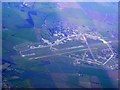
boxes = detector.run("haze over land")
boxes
[2,2,118,88]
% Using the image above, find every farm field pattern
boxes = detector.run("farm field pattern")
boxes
[2,2,118,88]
